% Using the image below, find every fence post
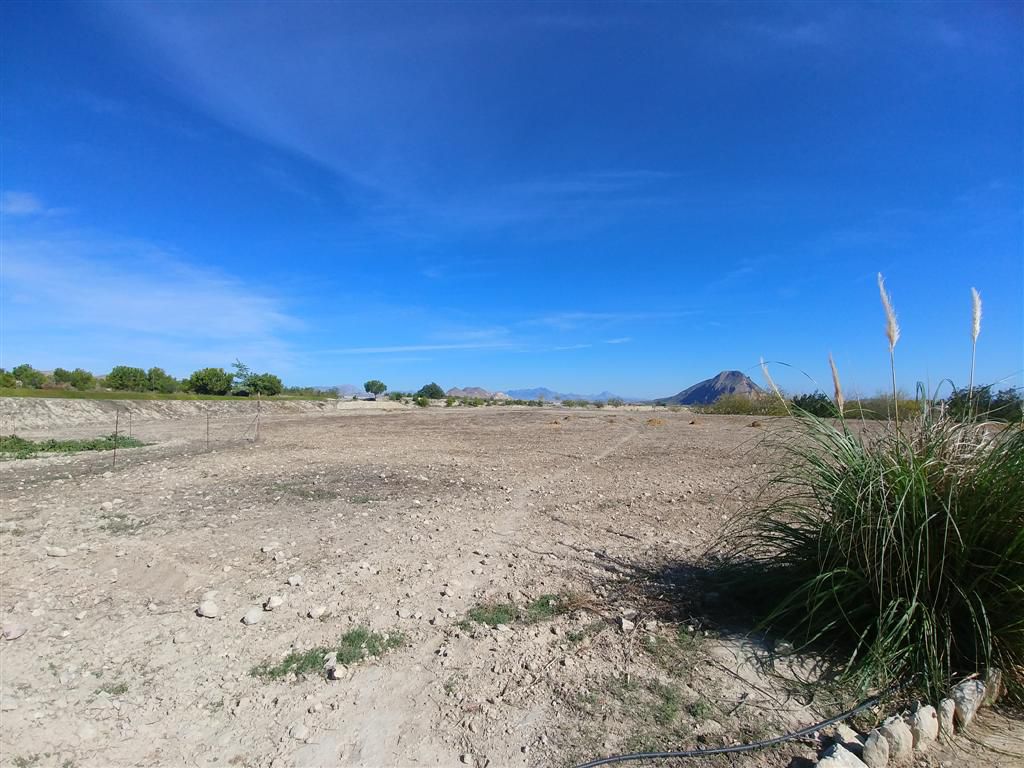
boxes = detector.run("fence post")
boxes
[112,409,120,468]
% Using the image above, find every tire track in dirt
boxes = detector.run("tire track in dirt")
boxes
[299,418,644,767]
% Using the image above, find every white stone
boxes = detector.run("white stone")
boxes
[263,595,284,611]
[830,723,865,756]
[308,606,326,619]
[241,607,262,625]
[287,574,303,587]
[817,743,868,768]
[879,716,912,763]
[196,601,219,618]
[289,722,309,740]
[982,668,1002,706]
[907,705,938,750]
[952,679,985,728]
[861,729,889,768]
[937,698,955,738]
[2,623,27,640]
[619,617,635,632]
[46,546,68,557]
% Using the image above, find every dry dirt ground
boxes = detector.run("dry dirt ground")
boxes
[1,403,1020,768]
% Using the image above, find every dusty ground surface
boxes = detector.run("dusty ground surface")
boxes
[2,403,1020,768]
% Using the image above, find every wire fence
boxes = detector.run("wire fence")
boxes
[0,395,334,466]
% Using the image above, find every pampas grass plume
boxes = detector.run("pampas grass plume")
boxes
[829,353,845,413]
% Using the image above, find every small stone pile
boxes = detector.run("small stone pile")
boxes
[814,670,1002,768]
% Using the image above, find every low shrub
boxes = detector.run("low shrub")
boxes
[790,392,838,418]
[1,433,145,459]
[694,393,788,416]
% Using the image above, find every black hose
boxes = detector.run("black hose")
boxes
[574,689,886,767]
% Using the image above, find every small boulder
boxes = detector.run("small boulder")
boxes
[2,623,28,641]
[308,606,326,620]
[937,698,955,738]
[982,668,1003,706]
[263,595,284,611]
[879,716,912,763]
[619,617,635,632]
[289,722,309,741]
[907,705,938,750]
[829,723,865,756]
[287,574,303,587]
[817,743,868,768]
[196,601,219,618]
[241,607,262,625]
[861,729,889,768]
[952,679,985,728]
[46,546,68,557]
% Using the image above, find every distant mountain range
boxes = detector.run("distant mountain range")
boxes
[323,372,760,406]
[504,387,627,402]
[652,370,762,405]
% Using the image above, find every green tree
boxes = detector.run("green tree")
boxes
[248,373,283,396]
[68,368,96,391]
[0,369,17,388]
[105,366,149,391]
[364,379,387,397]
[146,367,178,394]
[186,367,233,395]
[416,382,445,399]
[12,364,46,388]
[791,392,839,418]
[53,368,73,385]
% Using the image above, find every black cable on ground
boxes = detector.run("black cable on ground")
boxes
[574,689,887,767]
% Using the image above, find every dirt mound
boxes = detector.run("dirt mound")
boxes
[0,396,401,433]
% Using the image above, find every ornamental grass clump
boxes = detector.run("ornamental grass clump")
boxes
[721,280,1024,704]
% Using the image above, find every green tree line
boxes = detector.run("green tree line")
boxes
[1,360,286,397]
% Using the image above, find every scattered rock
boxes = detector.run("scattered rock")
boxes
[289,722,309,741]
[241,607,262,625]
[879,716,912,763]
[45,546,68,557]
[817,743,868,768]
[287,574,303,587]
[2,623,27,640]
[982,668,1003,706]
[308,606,326,620]
[861,729,889,768]
[0,694,18,711]
[937,698,955,738]
[829,723,864,756]
[196,601,219,618]
[952,679,985,728]
[749,420,762,428]
[263,595,284,611]
[460,754,474,765]
[619,617,634,632]
[908,705,938,750]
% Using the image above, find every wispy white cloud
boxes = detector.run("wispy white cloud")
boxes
[324,342,513,356]
[2,191,49,216]
[604,337,632,344]
[524,310,693,331]
[552,343,592,351]
[1,231,298,372]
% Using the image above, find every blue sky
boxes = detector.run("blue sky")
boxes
[2,1,1021,398]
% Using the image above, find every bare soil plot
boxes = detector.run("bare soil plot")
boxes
[1,406,1019,768]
